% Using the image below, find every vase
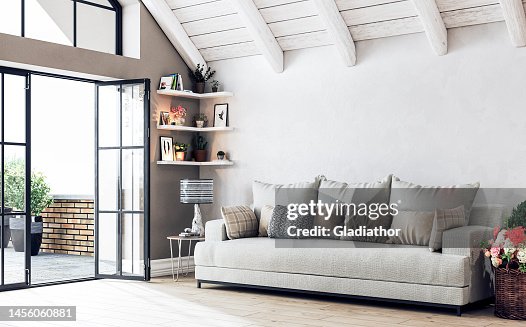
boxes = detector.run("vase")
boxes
[10,216,43,256]
[195,82,205,94]
[175,152,186,161]
[173,117,185,126]
[212,87,218,93]
[196,120,205,128]
[193,150,208,162]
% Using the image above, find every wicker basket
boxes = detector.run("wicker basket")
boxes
[495,268,526,320]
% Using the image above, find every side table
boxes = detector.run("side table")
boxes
[167,235,205,281]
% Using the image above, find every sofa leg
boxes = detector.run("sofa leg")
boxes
[456,306,462,317]
[197,280,202,289]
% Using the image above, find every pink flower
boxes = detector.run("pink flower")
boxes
[490,247,501,257]
[493,226,501,239]
[505,227,526,246]
[485,250,491,257]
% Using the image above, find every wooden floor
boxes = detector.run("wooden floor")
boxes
[0,274,522,327]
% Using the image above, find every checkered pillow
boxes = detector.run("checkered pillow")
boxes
[428,205,466,252]
[221,206,258,240]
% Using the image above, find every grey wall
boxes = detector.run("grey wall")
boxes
[200,22,526,220]
[0,3,197,260]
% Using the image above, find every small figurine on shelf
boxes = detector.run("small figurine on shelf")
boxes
[174,142,189,161]
[170,105,186,126]
[211,80,220,93]
[193,113,208,128]
[217,151,226,160]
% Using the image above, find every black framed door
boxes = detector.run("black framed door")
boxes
[0,68,31,290]
[95,79,150,281]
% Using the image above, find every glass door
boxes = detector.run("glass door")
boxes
[95,79,150,280]
[0,68,31,290]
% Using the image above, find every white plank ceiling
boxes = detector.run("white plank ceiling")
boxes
[153,0,526,69]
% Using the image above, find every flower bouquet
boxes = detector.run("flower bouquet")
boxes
[482,226,526,320]
[170,105,187,126]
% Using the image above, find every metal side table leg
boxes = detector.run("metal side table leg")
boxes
[185,240,192,276]
[170,239,175,281]
[177,239,182,281]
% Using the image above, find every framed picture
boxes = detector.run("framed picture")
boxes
[160,137,174,161]
[213,104,229,128]
[159,111,170,125]
[159,74,179,90]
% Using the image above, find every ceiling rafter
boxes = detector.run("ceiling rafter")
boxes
[228,0,284,73]
[411,0,447,55]
[313,0,356,66]
[142,0,206,69]
[499,0,526,47]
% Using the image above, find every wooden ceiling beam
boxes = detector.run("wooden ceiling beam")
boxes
[229,0,284,73]
[499,0,526,47]
[411,0,448,55]
[313,0,356,66]
[142,0,206,69]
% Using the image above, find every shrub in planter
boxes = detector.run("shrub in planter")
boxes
[193,135,208,162]
[5,159,53,255]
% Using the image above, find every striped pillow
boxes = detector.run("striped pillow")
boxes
[221,206,258,240]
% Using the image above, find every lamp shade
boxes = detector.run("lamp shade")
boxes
[180,179,213,204]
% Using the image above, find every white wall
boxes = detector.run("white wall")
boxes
[200,22,526,219]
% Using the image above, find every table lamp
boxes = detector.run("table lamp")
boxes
[180,179,213,236]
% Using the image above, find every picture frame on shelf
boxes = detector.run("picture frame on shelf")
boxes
[160,136,174,161]
[159,74,176,90]
[159,111,170,125]
[213,103,229,128]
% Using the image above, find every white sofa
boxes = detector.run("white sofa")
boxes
[194,205,504,315]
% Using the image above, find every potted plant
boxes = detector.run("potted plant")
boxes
[482,201,526,320]
[174,142,189,161]
[190,64,216,94]
[217,151,226,160]
[170,105,187,126]
[193,135,208,162]
[193,113,208,128]
[5,159,53,256]
[211,80,220,93]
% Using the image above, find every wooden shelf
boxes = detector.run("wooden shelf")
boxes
[157,125,234,132]
[157,90,234,99]
[157,160,234,166]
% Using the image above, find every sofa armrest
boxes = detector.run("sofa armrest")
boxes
[205,219,227,242]
[442,225,492,259]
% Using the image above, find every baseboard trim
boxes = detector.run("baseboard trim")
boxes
[151,257,195,277]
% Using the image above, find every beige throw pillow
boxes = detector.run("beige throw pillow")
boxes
[388,211,435,246]
[428,205,467,252]
[221,206,258,240]
[258,205,274,237]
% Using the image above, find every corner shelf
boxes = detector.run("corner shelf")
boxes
[157,125,234,132]
[157,160,234,166]
[157,90,234,99]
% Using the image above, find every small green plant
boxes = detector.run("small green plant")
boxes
[195,135,208,150]
[190,64,216,83]
[211,80,220,88]
[174,142,189,152]
[193,113,208,122]
[4,159,53,216]
[506,200,526,228]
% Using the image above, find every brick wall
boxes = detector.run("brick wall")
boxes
[41,198,94,256]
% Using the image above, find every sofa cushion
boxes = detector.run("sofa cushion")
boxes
[390,178,479,223]
[388,210,435,246]
[252,176,324,220]
[429,206,467,252]
[221,206,258,240]
[318,175,393,243]
[268,205,314,239]
[258,205,274,237]
[195,237,470,288]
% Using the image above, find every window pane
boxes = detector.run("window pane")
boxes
[85,0,113,8]
[25,0,74,46]
[4,74,26,143]
[0,0,22,36]
[77,4,116,54]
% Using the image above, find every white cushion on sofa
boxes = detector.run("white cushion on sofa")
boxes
[194,237,470,288]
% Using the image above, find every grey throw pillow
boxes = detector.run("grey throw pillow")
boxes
[221,205,258,240]
[268,205,314,239]
[428,205,467,252]
[388,211,435,246]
